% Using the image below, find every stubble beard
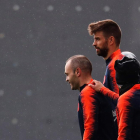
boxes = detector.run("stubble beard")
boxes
[71,80,80,90]
[71,83,79,90]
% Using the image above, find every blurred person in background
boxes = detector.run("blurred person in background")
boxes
[64,55,117,140]
[89,52,140,140]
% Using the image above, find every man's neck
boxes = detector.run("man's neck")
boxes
[78,76,92,91]
[104,47,119,60]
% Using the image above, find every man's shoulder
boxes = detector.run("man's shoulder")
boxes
[118,88,137,105]
[81,85,97,96]
[120,84,140,100]
[80,85,102,104]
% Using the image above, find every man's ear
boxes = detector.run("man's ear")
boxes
[108,36,115,46]
[75,67,81,77]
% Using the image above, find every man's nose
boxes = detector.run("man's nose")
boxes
[92,41,96,46]
[66,77,68,82]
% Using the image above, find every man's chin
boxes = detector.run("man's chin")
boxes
[96,52,100,56]
[96,51,101,56]
[71,87,77,90]
[71,86,77,90]
[97,52,107,57]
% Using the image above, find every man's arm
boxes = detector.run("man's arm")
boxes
[81,87,99,140]
[100,86,119,102]
[89,80,119,102]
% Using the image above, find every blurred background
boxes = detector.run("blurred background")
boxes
[0,0,140,140]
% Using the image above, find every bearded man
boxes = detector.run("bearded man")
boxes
[88,20,125,132]
[88,19,124,94]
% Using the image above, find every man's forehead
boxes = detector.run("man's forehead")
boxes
[94,31,104,36]
[65,60,72,70]
[66,59,72,66]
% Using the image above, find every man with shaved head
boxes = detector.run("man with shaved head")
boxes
[65,55,117,140]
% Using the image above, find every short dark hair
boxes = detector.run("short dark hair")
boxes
[88,19,121,46]
[66,55,92,74]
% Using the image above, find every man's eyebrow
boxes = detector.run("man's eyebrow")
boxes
[94,37,100,39]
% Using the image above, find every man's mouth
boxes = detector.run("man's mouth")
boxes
[95,48,100,52]
[95,46,100,50]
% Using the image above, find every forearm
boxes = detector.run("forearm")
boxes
[100,86,119,101]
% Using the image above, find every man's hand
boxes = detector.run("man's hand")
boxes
[89,80,104,92]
